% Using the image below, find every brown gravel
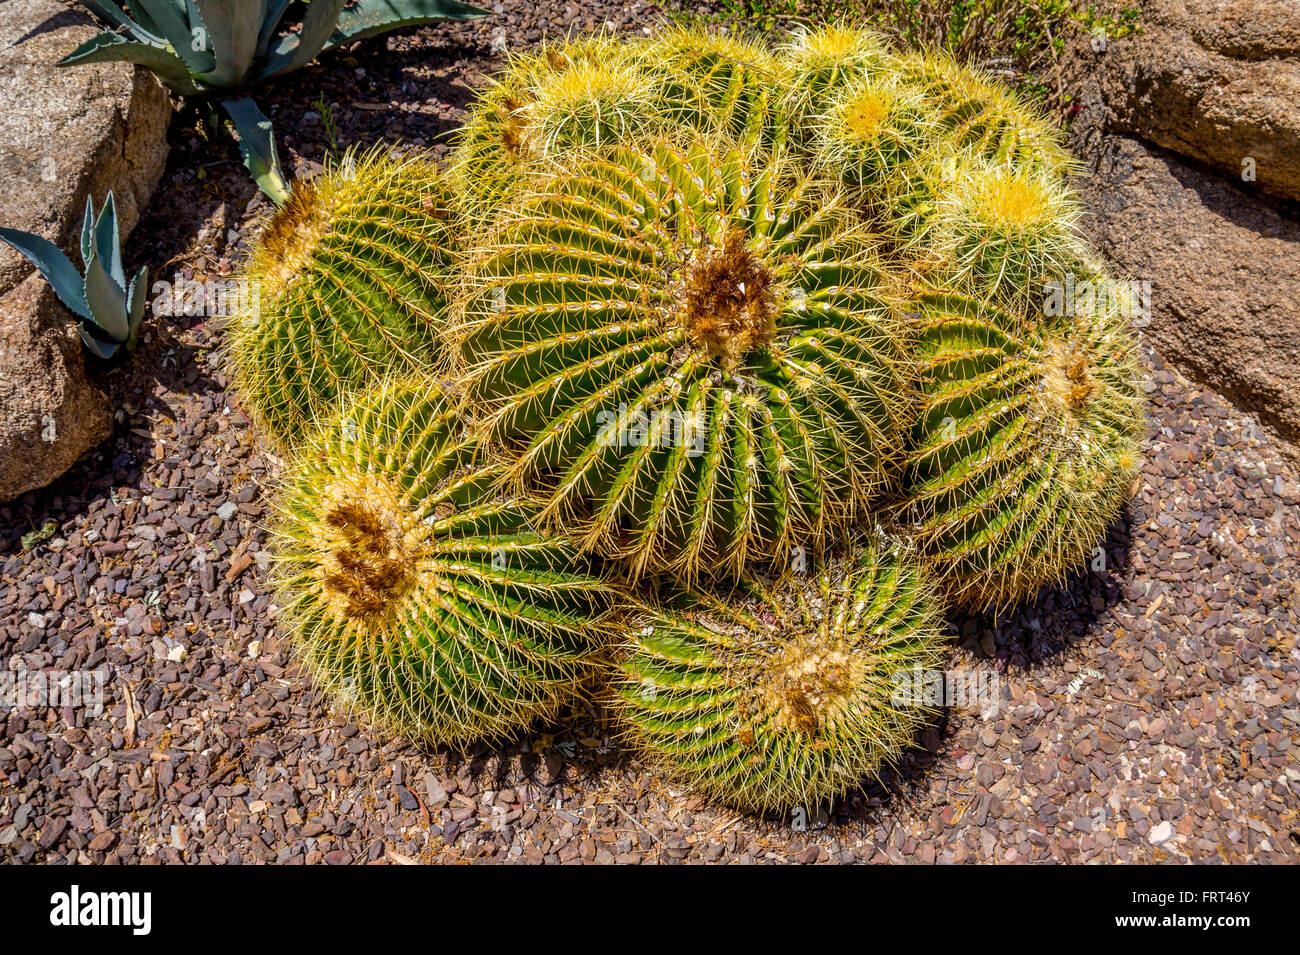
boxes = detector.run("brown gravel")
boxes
[1,2,1297,864]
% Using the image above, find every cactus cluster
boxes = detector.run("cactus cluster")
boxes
[231,23,1145,816]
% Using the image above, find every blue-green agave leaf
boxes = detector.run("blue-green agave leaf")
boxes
[80,196,95,268]
[58,32,202,95]
[83,253,130,341]
[93,193,125,291]
[322,0,489,52]
[193,0,259,86]
[75,0,165,44]
[127,265,150,348]
[79,326,122,360]
[258,0,346,79]
[130,0,216,76]
[256,0,294,58]
[0,228,91,321]
[220,97,291,204]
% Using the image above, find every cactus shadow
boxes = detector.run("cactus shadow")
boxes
[950,503,1136,671]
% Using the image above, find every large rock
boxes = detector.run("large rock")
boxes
[1063,0,1300,203]
[0,275,115,501]
[0,0,172,501]
[1071,133,1300,462]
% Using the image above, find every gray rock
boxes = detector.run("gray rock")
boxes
[1147,820,1175,845]
[0,274,112,500]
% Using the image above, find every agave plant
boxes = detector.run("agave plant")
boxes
[61,0,488,199]
[0,193,147,360]
[271,375,618,746]
[613,538,948,814]
[458,133,913,582]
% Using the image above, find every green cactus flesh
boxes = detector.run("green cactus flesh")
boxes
[812,72,938,198]
[932,156,1085,307]
[613,540,948,814]
[893,53,1073,172]
[270,376,616,747]
[228,150,457,446]
[900,290,1144,610]
[459,134,913,582]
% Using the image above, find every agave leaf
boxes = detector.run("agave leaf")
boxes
[130,0,216,77]
[322,0,489,53]
[83,253,131,341]
[74,0,165,44]
[93,192,125,290]
[122,0,167,37]
[220,97,291,204]
[126,266,150,350]
[58,32,203,95]
[0,228,91,321]
[80,196,95,268]
[257,0,347,79]
[79,325,122,360]
[256,0,295,58]
[193,0,261,86]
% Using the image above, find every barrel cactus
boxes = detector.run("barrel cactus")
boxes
[781,23,890,123]
[612,539,947,814]
[270,376,617,746]
[899,289,1144,610]
[458,133,913,582]
[449,35,659,216]
[931,156,1086,306]
[643,25,785,146]
[893,52,1073,173]
[228,149,457,445]
[811,71,938,199]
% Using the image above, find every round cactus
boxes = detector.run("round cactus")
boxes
[269,376,617,746]
[893,52,1073,172]
[612,539,948,814]
[227,149,457,446]
[932,155,1085,305]
[641,25,785,146]
[449,35,660,216]
[781,23,891,123]
[811,71,938,195]
[458,134,913,582]
[899,289,1144,611]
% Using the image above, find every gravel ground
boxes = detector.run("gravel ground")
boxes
[1,1,1297,864]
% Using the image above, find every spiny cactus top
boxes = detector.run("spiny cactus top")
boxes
[450,35,659,217]
[228,149,458,446]
[458,133,913,582]
[270,376,617,746]
[893,52,1073,172]
[646,26,786,146]
[781,23,891,122]
[613,539,948,814]
[900,288,1144,610]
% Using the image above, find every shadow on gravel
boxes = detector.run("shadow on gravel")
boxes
[952,503,1136,670]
